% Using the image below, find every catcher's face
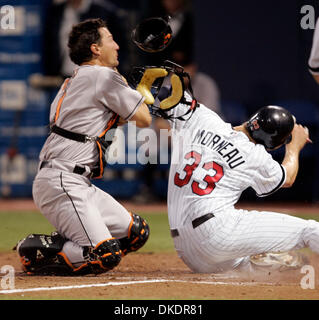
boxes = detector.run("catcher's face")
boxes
[93,27,119,68]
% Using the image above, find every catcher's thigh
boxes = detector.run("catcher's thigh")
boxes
[33,170,126,267]
[33,170,113,245]
[92,184,132,239]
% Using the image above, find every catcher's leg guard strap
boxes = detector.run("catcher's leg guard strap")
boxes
[58,238,122,276]
[119,213,150,255]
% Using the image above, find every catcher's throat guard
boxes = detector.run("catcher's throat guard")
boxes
[130,60,199,121]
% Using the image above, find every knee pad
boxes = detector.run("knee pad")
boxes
[119,213,150,255]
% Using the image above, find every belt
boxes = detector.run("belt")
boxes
[170,213,215,238]
[51,125,97,143]
[40,160,90,177]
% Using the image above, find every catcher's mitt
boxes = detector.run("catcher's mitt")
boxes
[136,67,168,105]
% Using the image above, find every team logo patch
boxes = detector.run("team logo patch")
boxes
[251,119,260,130]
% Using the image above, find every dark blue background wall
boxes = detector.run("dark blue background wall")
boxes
[193,0,319,202]
[0,0,318,202]
[194,0,319,108]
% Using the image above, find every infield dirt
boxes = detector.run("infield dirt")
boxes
[1,199,319,300]
[1,250,319,299]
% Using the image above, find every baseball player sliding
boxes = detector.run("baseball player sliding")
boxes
[142,61,319,272]
[14,18,162,276]
[128,17,319,273]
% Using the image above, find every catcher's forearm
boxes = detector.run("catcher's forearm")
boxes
[129,102,152,128]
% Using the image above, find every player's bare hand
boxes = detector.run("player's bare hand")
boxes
[288,124,311,151]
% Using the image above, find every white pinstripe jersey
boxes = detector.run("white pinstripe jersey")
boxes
[309,17,319,75]
[167,99,286,229]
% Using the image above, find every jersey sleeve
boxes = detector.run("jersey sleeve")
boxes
[248,145,286,197]
[309,18,319,75]
[96,68,145,120]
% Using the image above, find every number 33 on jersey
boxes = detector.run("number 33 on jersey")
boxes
[174,150,224,196]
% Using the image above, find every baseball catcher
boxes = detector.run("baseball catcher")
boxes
[14,18,156,276]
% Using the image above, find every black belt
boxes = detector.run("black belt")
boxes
[51,125,94,143]
[170,213,215,238]
[40,160,88,176]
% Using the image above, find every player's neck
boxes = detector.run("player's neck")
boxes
[81,59,117,69]
[233,123,256,144]
[81,59,102,67]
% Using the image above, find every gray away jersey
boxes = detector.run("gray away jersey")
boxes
[167,98,286,228]
[40,65,144,168]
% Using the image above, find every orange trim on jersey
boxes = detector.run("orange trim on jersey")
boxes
[54,78,70,123]
[95,140,104,179]
[98,113,119,138]
[94,113,119,179]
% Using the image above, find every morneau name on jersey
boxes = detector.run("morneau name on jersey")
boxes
[192,129,245,169]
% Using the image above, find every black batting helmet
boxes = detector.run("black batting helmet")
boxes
[246,105,295,150]
[131,16,172,53]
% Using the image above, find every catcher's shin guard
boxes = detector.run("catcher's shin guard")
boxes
[119,213,150,255]
[14,232,72,276]
[58,238,122,276]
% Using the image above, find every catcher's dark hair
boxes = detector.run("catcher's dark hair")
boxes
[68,18,107,66]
